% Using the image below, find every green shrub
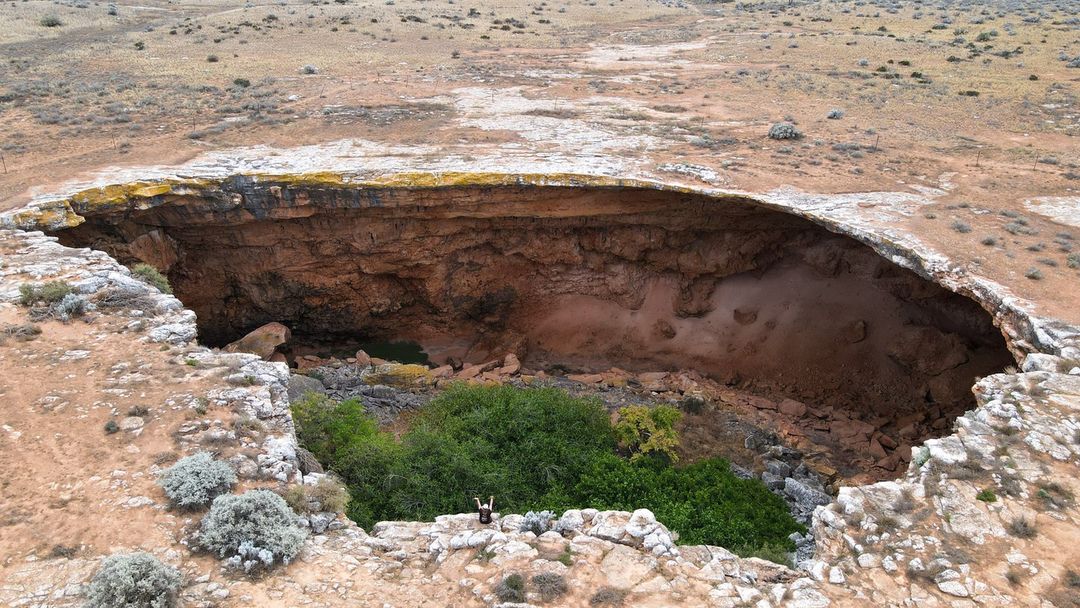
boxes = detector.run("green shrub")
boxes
[196,490,306,571]
[494,573,525,603]
[104,420,119,434]
[85,552,181,608]
[19,281,75,306]
[976,488,997,503]
[558,454,802,552]
[613,404,682,462]
[293,385,802,557]
[131,263,172,294]
[158,452,237,509]
[39,15,63,27]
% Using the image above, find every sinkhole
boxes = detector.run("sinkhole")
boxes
[48,176,1015,480]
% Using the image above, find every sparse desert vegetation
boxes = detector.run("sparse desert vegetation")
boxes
[0,1,1078,607]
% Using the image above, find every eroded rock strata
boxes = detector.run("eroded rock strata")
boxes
[53,181,1012,446]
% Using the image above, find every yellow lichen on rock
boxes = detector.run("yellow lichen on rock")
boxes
[365,363,433,388]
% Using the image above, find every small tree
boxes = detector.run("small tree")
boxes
[613,405,682,462]
[85,552,181,608]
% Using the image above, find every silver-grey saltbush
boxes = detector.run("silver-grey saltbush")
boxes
[158,452,237,509]
[85,552,181,608]
[197,489,306,572]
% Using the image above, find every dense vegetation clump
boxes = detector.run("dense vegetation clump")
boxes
[158,452,237,509]
[293,384,803,557]
[613,404,681,462]
[196,490,306,572]
[85,552,181,608]
[767,122,803,140]
[18,281,88,321]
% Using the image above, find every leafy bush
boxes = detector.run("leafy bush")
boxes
[560,454,802,553]
[131,263,172,294]
[976,488,997,503]
[294,384,615,528]
[40,15,63,27]
[293,385,802,557]
[85,552,181,608]
[104,420,119,434]
[494,573,525,603]
[196,490,306,571]
[613,405,682,462]
[158,452,237,509]
[767,122,803,140]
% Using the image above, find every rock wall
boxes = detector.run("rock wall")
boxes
[50,181,1012,428]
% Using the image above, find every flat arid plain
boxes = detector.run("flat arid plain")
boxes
[0,0,1078,607]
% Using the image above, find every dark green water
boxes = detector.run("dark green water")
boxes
[355,340,431,365]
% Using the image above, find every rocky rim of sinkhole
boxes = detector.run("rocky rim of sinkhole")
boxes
[0,172,1078,608]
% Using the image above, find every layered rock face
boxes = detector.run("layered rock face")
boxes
[53,180,1012,424]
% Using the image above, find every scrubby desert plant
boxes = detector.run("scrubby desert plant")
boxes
[84,552,181,608]
[767,122,803,140]
[131,263,172,294]
[197,489,306,571]
[976,488,997,503]
[1008,516,1037,539]
[39,15,63,27]
[104,420,119,434]
[494,573,525,602]
[94,286,156,311]
[826,108,845,119]
[590,586,628,606]
[951,220,972,233]
[0,323,42,344]
[19,281,74,306]
[532,572,568,601]
[519,510,556,535]
[158,452,237,509]
[283,476,350,514]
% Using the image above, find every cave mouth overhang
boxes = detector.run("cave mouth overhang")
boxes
[9,170,1055,481]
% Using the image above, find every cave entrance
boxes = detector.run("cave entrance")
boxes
[50,178,1014,481]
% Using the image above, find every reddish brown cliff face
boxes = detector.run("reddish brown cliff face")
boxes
[54,182,1012,426]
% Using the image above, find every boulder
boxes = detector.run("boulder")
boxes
[600,544,658,589]
[498,353,521,375]
[778,399,807,417]
[288,374,326,402]
[354,349,372,368]
[224,322,291,360]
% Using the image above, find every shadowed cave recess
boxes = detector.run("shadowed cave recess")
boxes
[53,179,1014,480]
